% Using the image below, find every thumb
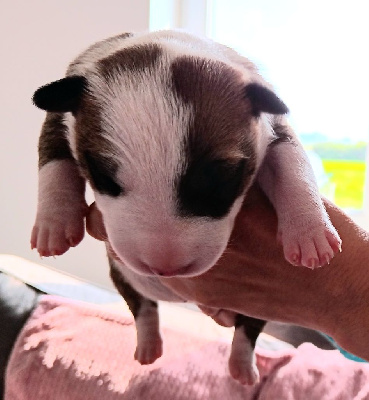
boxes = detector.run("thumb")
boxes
[86,202,107,241]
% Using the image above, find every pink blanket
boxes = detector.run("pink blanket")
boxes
[5,296,369,399]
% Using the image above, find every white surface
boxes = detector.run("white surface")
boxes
[0,254,120,304]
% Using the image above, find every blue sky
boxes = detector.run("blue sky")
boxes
[209,0,369,142]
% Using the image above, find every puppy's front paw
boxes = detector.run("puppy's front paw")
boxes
[31,203,88,257]
[280,220,342,268]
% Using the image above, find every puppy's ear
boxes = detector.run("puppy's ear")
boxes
[245,83,289,116]
[32,76,87,113]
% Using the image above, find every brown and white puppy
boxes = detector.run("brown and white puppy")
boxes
[31,30,341,385]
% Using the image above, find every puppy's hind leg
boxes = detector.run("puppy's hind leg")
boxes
[110,260,163,365]
[199,306,266,385]
[228,315,266,385]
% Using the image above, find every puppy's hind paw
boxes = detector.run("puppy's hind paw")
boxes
[134,338,163,365]
[228,354,259,386]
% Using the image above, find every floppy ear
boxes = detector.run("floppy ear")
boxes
[245,83,289,116]
[32,76,87,113]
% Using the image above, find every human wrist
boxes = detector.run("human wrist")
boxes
[317,199,369,360]
[326,270,369,361]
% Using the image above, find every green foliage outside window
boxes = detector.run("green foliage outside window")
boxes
[322,160,366,209]
[305,141,367,210]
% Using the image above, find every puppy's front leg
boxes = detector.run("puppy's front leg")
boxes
[257,118,341,268]
[110,259,163,365]
[31,113,88,256]
[198,305,265,385]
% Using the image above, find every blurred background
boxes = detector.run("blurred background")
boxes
[1,0,368,288]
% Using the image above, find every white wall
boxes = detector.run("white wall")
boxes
[150,0,208,35]
[0,0,150,289]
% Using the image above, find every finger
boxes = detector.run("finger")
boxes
[86,202,107,241]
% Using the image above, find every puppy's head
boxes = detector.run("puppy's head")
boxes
[33,34,287,277]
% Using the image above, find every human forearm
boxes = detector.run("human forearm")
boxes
[320,201,369,359]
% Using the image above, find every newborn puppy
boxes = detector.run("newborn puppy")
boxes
[31,30,341,385]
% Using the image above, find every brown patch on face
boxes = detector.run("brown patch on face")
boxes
[97,43,162,84]
[72,43,164,194]
[171,56,257,167]
[172,57,258,218]
[38,112,73,169]
[74,90,122,196]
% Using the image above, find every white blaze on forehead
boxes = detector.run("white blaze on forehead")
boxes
[88,54,192,215]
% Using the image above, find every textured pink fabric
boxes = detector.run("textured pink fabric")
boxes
[4,296,369,400]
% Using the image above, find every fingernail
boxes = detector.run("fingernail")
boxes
[291,254,299,265]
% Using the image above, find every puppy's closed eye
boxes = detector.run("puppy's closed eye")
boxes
[178,158,249,219]
[83,151,123,197]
